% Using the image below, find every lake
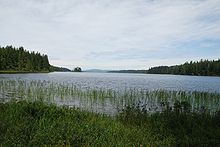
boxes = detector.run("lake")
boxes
[0,72,220,93]
[1,72,220,115]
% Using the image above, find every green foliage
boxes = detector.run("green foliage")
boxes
[0,101,220,146]
[147,59,220,76]
[117,101,220,146]
[0,46,51,72]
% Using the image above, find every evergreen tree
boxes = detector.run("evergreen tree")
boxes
[147,59,220,76]
[0,46,51,72]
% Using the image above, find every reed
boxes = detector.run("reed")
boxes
[0,79,219,115]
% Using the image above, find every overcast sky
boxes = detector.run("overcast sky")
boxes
[0,0,220,70]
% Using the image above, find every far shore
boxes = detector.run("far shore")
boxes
[0,70,50,74]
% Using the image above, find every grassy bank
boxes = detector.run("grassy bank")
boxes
[0,101,220,146]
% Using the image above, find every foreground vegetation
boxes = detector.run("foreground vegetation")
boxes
[0,100,220,146]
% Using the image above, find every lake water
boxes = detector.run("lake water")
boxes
[0,72,220,115]
[0,72,220,93]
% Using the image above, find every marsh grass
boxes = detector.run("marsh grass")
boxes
[0,79,220,115]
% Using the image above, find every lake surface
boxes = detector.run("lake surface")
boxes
[0,72,220,93]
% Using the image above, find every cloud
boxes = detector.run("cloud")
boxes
[0,0,220,69]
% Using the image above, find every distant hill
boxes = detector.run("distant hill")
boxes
[109,70,146,74]
[84,69,108,73]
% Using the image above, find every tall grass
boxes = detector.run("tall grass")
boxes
[0,101,220,146]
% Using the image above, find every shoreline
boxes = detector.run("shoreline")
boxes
[0,70,51,74]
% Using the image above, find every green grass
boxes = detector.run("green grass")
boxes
[0,100,220,146]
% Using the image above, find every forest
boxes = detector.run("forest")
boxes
[0,46,50,72]
[110,59,220,76]
[147,59,220,76]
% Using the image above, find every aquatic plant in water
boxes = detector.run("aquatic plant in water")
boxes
[0,79,219,115]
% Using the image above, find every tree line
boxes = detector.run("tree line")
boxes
[109,59,220,76]
[147,59,220,76]
[0,46,50,72]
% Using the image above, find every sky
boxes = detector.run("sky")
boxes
[0,0,220,70]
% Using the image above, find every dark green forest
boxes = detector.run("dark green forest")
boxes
[0,46,72,73]
[0,46,50,72]
[110,59,220,76]
[147,59,220,76]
